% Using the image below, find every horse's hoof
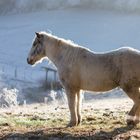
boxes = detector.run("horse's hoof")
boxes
[127,120,136,127]
[66,122,77,127]
[77,119,81,126]
[77,116,82,125]
[77,122,81,126]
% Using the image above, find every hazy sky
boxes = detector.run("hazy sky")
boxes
[1,0,140,15]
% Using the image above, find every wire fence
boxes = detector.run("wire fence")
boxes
[0,61,58,85]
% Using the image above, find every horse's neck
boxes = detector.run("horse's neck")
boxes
[45,40,74,67]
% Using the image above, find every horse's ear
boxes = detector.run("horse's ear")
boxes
[35,32,41,38]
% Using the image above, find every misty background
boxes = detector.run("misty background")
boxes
[0,0,140,105]
[1,0,140,14]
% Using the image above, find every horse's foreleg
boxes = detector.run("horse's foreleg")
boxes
[66,89,78,127]
[77,90,82,125]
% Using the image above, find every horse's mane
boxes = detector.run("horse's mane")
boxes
[38,32,140,56]
[40,31,78,47]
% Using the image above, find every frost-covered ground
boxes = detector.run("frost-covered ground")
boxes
[0,98,139,140]
[0,0,140,103]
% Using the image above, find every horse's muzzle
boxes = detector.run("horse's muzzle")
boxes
[27,58,33,65]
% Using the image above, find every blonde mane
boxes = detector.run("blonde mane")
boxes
[40,31,79,47]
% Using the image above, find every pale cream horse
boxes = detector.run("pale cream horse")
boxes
[27,32,140,127]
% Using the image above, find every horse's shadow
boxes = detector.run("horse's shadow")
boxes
[1,125,135,140]
[91,125,134,140]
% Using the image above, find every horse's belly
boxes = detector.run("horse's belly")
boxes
[80,78,117,92]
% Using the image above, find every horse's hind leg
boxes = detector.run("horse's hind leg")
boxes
[134,105,140,124]
[123,86,140,125]
[127,104,139,125]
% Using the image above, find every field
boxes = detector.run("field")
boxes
[0,98,140,140]
[1,1,140,140]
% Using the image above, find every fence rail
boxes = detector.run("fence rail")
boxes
[0,62,59,85]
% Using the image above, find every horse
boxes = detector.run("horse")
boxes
[27,31,140,127]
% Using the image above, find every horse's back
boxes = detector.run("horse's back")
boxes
[77,48,119,91]
[77,47,140,91]
[113,47,140,88]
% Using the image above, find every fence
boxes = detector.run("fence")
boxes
[0,62,59,85]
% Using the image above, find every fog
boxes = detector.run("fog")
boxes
[0,0,140,104]
[1,0,140,15]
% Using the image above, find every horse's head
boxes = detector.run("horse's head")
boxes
[27,32,46,65]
